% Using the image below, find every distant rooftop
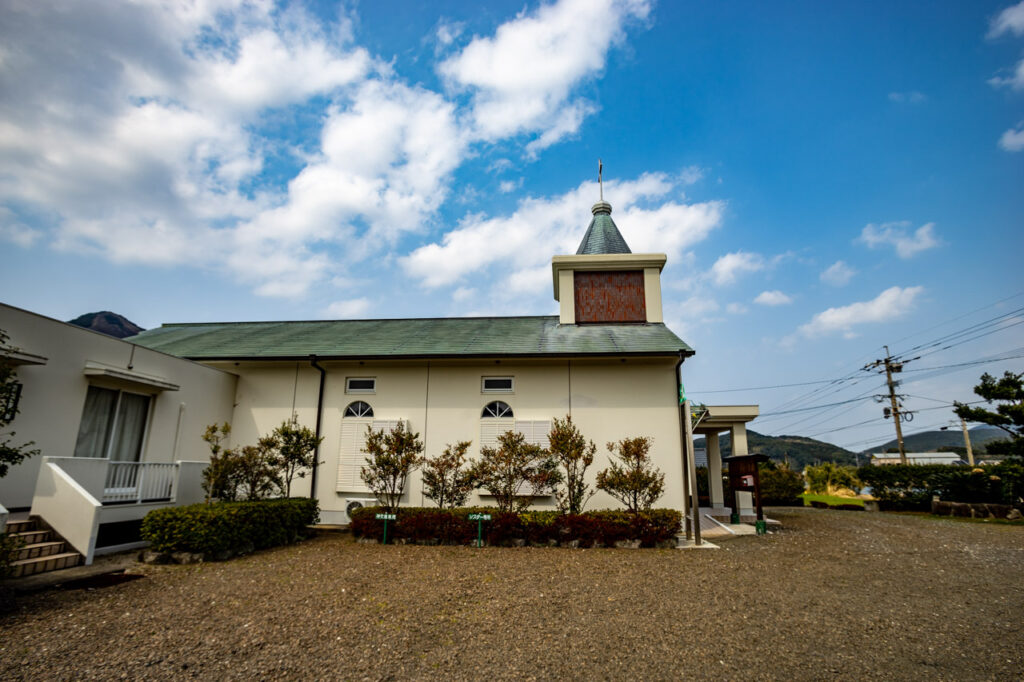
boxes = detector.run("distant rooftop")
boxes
[129,315,693,360]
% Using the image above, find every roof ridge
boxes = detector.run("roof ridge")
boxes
[154,314,561,329]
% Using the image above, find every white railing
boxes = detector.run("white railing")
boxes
[103,462,176,504]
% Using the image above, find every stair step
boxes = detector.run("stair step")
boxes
[10,552,81,578]
[5,519,36,534]
[12,541,66,562]
[12,530,51,545]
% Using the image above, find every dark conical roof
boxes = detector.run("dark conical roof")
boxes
[575,201,631,255]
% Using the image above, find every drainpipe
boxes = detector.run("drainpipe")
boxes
[675,352,700,545]
[309,355,327,501]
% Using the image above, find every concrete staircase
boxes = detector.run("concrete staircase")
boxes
[5,517,82,577]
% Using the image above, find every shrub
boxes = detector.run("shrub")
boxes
[421,440,476,509]
[758,462,805,505]
[858,464,953,511]
[348,506,681,548]
[360,422,424,512]
[270,415,323,497]
[471,431,562,513]
[0,531,23,580]
[548,415,597,514]
[805,462,860,495]
[861,461,1024,510]
[234,436,281,501]
[141,498,319,556]
[201,422,238,502]
[596,437,665,513]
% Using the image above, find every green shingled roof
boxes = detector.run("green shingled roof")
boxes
[128,316,693,360]
[576,202,631,255]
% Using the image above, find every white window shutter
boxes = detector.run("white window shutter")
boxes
[515,420,551,448]
[336,418,371,492]
[480,418,514,452]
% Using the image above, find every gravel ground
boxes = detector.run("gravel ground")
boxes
[1,509,1022,681]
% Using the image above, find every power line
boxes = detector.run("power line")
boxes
[690,378,840,394]
[886,289,1024,350]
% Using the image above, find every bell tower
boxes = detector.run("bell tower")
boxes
[551,173,666,325]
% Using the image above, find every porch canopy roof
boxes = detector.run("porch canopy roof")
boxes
[83,361,180,392]
[692,404,759,435]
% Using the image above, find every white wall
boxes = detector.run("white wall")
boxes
[214,356,685,523]
[0,304,238,509]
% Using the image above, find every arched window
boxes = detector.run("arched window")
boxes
[344,401,374,418]
[481,401,513,418]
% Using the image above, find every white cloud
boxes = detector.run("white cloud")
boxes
[402,172,723,290]
[754,290,792,306]
[858,222,941,259]
[726,302,748,314]
[0,1,388,297]
[799,286,924,338]
[499,178,523,193]
[435,20,465,47]
[709,251,765,286]
[988,58,1024,90]
[324,298,372,318]
[0,208,41,248]
[820,260,856,286]
[679,166,705,185]
[999,123,1024,151]
[438,0,650,151]
[888,91,927,104]
[989,1,1024,38]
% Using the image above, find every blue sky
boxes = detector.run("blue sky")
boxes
[1,0,1022,452]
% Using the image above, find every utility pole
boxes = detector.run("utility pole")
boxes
[959,417,974,467]
[942,418,975,466]
[865,345,917,465]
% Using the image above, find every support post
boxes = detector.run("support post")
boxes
[707,431,724,511]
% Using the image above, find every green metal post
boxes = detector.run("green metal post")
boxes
[477,519,483,548]
[383,519,388,545]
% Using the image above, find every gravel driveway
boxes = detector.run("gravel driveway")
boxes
[2,509,1021,680]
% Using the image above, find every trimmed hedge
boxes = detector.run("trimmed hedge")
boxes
[141,498,319,556]
[349,507,682,548]
[858,462,1024,511]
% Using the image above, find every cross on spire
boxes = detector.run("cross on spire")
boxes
[598,158,603,201]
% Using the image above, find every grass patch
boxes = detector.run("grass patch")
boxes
[802,493,865,508]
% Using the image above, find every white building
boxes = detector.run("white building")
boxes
[1,198,759,570]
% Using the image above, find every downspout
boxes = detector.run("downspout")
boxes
[309,355,327,501]
[675,352,695,543]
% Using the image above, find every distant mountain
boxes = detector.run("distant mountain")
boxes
[859,425,1008,456]
[693,430,859,468]
[68,311,144,339]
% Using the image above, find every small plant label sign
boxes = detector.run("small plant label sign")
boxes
[468,513,491,547]
[375,513,396,520]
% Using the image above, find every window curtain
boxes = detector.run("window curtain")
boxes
[73,386,117,458]
[109,393,150,462]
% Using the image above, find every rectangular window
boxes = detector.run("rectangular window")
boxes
[345,377,376,394]
[73,386,151,461]
[481,376,514,393]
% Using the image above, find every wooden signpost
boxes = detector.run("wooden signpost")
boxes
[468,513,491,547]
[375,512,396,544]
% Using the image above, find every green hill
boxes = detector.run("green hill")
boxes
[859,425,1007,456]
[693,430,858,468]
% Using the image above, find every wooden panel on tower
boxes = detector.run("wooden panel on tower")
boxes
[573,271,646,323]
